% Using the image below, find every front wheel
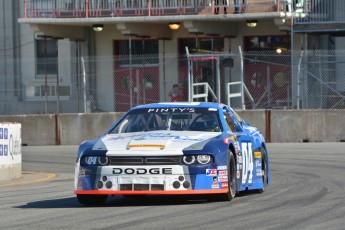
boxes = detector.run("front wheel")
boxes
[209,150,237,201]
[257,148,268,193]
[77,194,108,206]
[224,150,237,200]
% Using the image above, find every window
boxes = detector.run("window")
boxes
[179,37,224,54]
[36,38,58,76]
[244,35,290,64]
[24,85,70,101]
[245,35,290,51]
[110,108,223,133]
[223,111,240,132]
[114,39,159,66]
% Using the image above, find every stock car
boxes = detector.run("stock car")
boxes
[74,102,270,205]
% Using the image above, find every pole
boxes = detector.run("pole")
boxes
[239,46,245,110]
[185,47,191,102]
[216,57,220,103]
[81,57,87,113]
[289,2,298,109]
[56,40,60,114]
[44,36,48,114]
[129,36,133,108]
[163,40,167,101]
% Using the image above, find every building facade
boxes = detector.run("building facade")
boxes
[1,0,345,115]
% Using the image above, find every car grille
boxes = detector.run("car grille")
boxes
[109,156,181,165]
[119,184,164,191]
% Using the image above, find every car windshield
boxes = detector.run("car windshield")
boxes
[110,107,223,133]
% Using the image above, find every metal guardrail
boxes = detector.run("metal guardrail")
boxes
[23,0,279,18]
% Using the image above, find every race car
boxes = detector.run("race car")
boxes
[74,102,270,205]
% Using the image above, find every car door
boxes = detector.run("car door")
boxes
[224,107,254,191]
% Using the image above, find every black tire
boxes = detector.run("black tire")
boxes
[224,150,237,200]
[209,149,236,201]
[257,148,268,193]
[77,194,108,206]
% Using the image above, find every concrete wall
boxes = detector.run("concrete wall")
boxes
[1,110,345,145]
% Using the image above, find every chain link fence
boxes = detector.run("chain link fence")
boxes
[1,50,345,115]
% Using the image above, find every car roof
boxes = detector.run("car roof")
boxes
[132,102,226,110]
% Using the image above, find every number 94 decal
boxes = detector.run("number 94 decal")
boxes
[241,142,253,185]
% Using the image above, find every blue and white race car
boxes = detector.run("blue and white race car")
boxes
[74,102,270,205]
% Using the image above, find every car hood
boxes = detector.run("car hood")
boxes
[92,130,220,155]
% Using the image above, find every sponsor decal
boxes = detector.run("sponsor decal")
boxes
[254,152,262,159]
[212,180,219,189]
[206,169,217,176]
[223,137,230,144]
[4,145,8,156]
[236,171,241,179]
[238,155,243,163]
[221,182,228,188]
[235,142,240,153]
[218,170,228,176]
[127,144,165,149]
[85,156,98,165]
[256,160,261,167]
[77,180,83,190]
[79,169,86,176]
[148,108,195,113]
[256,169,262,177]
[231,136,238,142]
[113,167,173,175]
[218,176,228,182]
[4,128,8,139]
[217,165,227,170]
[108,133,206,142]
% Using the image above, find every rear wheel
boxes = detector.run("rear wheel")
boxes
[77,194,108,206]
[257,148,268,193]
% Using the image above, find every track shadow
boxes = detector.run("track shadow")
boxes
[15,195,210,209]
[15,197,81,209]
[106,195,209,207]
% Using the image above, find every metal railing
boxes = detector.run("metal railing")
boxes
[23,0,279,18]
[293,0,345,24]
[192,82,217,102]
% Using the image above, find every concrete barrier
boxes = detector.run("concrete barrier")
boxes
[237,110,266,139]
[0,114,56,146]
[59,113,124,145]
[1,110,345,145]
[0,123,22,181]
[271,110,345,142]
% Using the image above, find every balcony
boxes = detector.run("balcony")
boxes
[23,0,280,18]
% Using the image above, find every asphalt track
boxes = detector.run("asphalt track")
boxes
[1,143,345,230]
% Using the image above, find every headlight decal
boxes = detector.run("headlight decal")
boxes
[182,154,213,165]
